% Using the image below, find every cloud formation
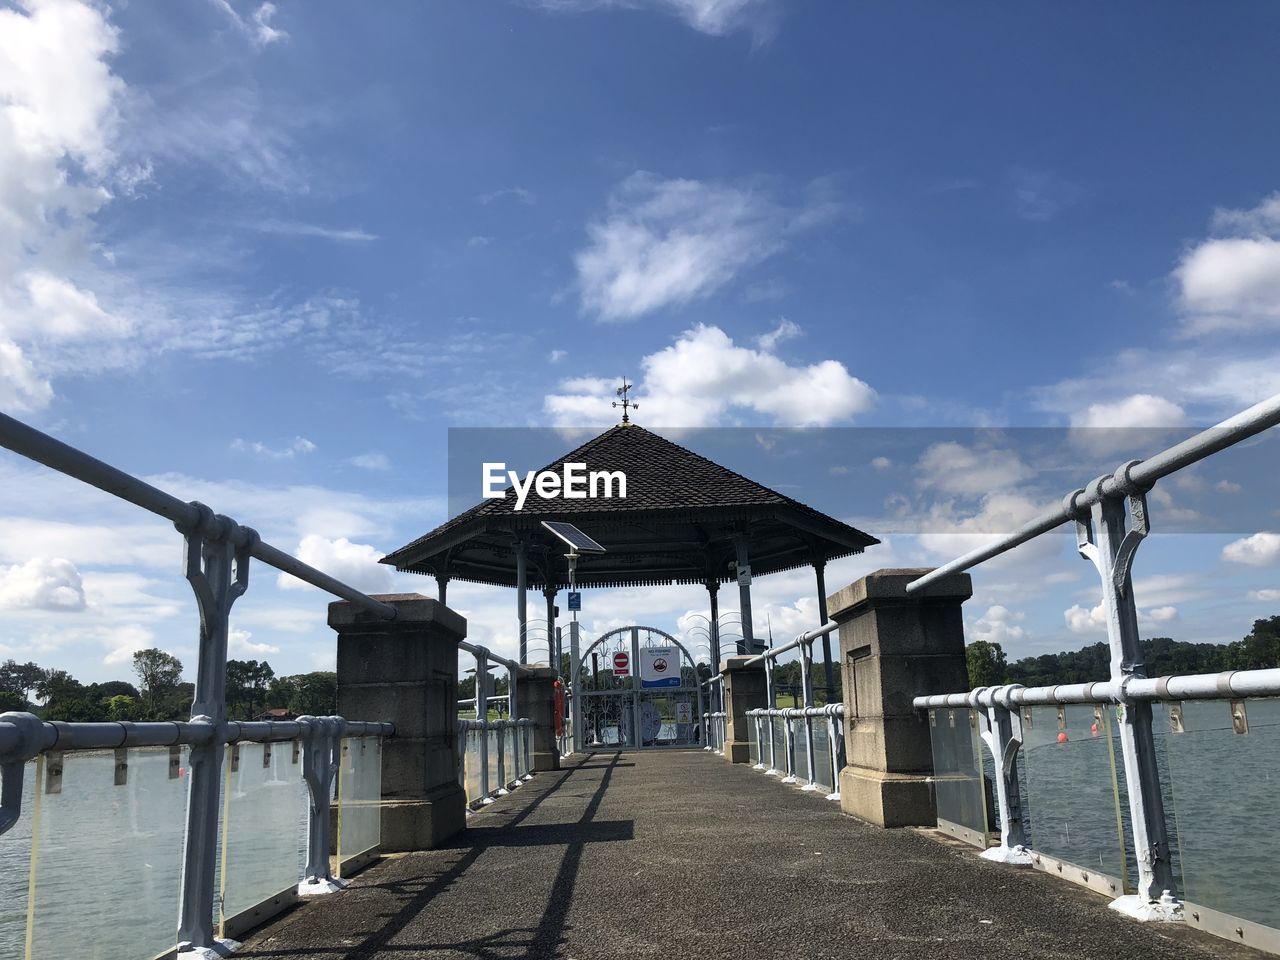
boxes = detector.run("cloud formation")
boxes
[574,173,841,320]
[277,535,395,594]
[1176,192,1280,334]
[527,0,777,38]
[544,323,874,427]
[0,557,86,611]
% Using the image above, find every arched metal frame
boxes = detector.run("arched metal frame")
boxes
[572,625,706,750]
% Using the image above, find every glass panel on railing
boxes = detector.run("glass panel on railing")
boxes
[25,747,189,960]
[219,741,306,926]
[504,726,517,784]
[792,718,810,783]
[486,727,499,791]
[769,716,786,770]
[747,715,759,764]
[812,720,833,791]
[1021,704,1128,885]
[0,761,36,960]
[337,737,382,874]
[928,708,989,848]
[463,727,484,803]
[1166,697,1280,931]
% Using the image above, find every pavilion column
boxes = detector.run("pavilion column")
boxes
[515,537,528,664]
[543,585,557,668]
[435,574,449,607]
[734,532,756,654]
[707,580,722,712]
[814,559,835,702]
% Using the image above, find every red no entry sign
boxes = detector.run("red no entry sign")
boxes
[613,651,630,675]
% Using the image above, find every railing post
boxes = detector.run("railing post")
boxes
[828,568,971,827]
[475,651,493,804]
[721,655,767,763]
[1071,475,1181,918]
[825,707,842,801]
[176,506,253,959]
[781,708,798,784]
[298,716,344,894]
[331,593,468,849]
[801,641,818,790]
[973,686,1031,865]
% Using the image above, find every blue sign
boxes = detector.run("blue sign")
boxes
[567,591,581,611]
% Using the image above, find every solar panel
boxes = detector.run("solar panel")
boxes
[540,520,607,554]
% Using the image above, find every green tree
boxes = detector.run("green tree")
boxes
[36,669,83,704]
[133,648,184,718]
[104,694,142,721]
[0,690,26,712]
[288,672,337,716]
[226,659,275,718]
[0,660,45,700]
[966,640,1008,687]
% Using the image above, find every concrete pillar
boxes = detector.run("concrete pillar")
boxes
[330,593,468,851]
[733,533,756,654]
[720,655,767,764]
[521,665,562,772]
[828,568,971,827]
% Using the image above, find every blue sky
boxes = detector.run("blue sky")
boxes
[2,0,1280,684]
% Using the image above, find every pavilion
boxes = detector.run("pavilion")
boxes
[381,417,878,694]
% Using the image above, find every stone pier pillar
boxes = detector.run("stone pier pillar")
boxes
[330,593,468,851]
[721,655,767,764]
[520,665,562,772]
[828,569,971,827]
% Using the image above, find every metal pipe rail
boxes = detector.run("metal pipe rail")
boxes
[913,667,1280,710]
[0,713,394,758]
[458,639,536,677]
[0,412,396,619]
[741,621,838,666]
[907,392,1280,594]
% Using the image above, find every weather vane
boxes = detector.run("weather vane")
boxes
[612,377,639,424]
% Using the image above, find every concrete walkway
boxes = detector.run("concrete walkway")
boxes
[241,750,1260,960]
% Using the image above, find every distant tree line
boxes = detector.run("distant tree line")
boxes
[966,615,1280,688]
[0,650,337,722]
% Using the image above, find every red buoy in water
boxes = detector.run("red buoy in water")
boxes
[1056,731,1068,744]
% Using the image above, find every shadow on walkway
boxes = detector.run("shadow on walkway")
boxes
[240,749,1260,960]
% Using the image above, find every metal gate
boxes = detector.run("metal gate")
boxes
[571,625,705,750]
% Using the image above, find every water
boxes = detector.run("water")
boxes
[3,708,1277,957]
[0,745,320,960]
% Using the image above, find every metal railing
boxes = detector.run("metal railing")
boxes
[0,412,400,959]
[732,622,843,800]
[909,391,1280,947]
[457,641,536,807]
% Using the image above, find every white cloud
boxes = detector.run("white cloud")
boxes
[1176,193,1280,334]
[574,174,840,321]
[1223,532,1280,567]
[543,323,874,427]
[1249,588,1280,602]
[208,0,288,47]
[276,535,394,595]
[972,604,1026,646]
[754,317,801,351]
[231,436,317,459]
[915,442,1033,498]
[100,624,159,666]
[548,349,567,363]
[527,0,776,37]
[0,0,133,410]
[348,452,391,471]
[0,557,86,611]
[477,186,536,206]
[250,220,376,242]
[1071,394,1186,430]
[229,627,280,655]
[870,456,892,472]
[1065,601,1181,634]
